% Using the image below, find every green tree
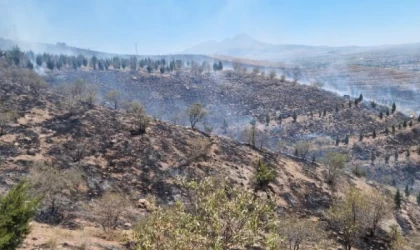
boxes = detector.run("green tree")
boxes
[26,61,34,70]
[46,58,55,70]
[186,103,207,129]
[323,152,348,185]
[371,151,376,165]
[36,55,43,66]
[417,193,420,205]
[254,159,276,190]
[105,90,121,110]
[292,111,298,122]
[90,56,98,70]
[392,102,396,114]
[371,101,376,108]
[0,181,40,250]
[405,184,410,197]
[8,46,22,66]
[395,189,402,209]
[385,153,391,164]
[372,129,376,139]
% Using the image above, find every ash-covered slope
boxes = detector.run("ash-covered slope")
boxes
[3,60,420,249]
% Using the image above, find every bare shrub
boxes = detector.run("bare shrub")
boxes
[294,141,311,160]
[188,137,211,162]
[279,215,328,250]
[83,84,97,108]
[367,189,393,236]
[322,152,348,185]
[327,187,370,250]
[29,162,84,218]
[66,137,90,162]
[90,192,128,232]
[0,106,17,135]
[128,101,150,134]
[70,79,86,99]
[266,70,275,80]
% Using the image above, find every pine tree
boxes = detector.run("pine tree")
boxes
[409,121,413,127]
[26,61,34,70]
[392,102,396,114]
[371,151,376,164]
[417,193,420,205]
[392,125,396,134]
[386,108,390,116]
[46,59,55,70]
[405,184,410,197]
[0,181,40,250]
[335,137,340,146]
[359,133,364,142]
[385,153,391,164]
[403,120,407,128]
[379,111,383,120]
[372,129,376,139]
[358,93,363,102]
[292,111,297,123]
[344,135,349,145]
[394,151,399,162]
[395,189,402,209]
[371,101,376,108]
[36,55,42,66]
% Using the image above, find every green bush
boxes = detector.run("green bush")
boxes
[0,181,40,250]
[255,159,276,190]
[133,177,282,250]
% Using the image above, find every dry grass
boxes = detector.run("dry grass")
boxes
[18,222,122,250]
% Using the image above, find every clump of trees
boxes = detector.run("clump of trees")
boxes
[212,61,223,71]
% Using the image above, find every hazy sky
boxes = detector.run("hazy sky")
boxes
[1,0,420,54]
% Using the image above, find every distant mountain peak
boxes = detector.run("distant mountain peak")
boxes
[230,33,254,41]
